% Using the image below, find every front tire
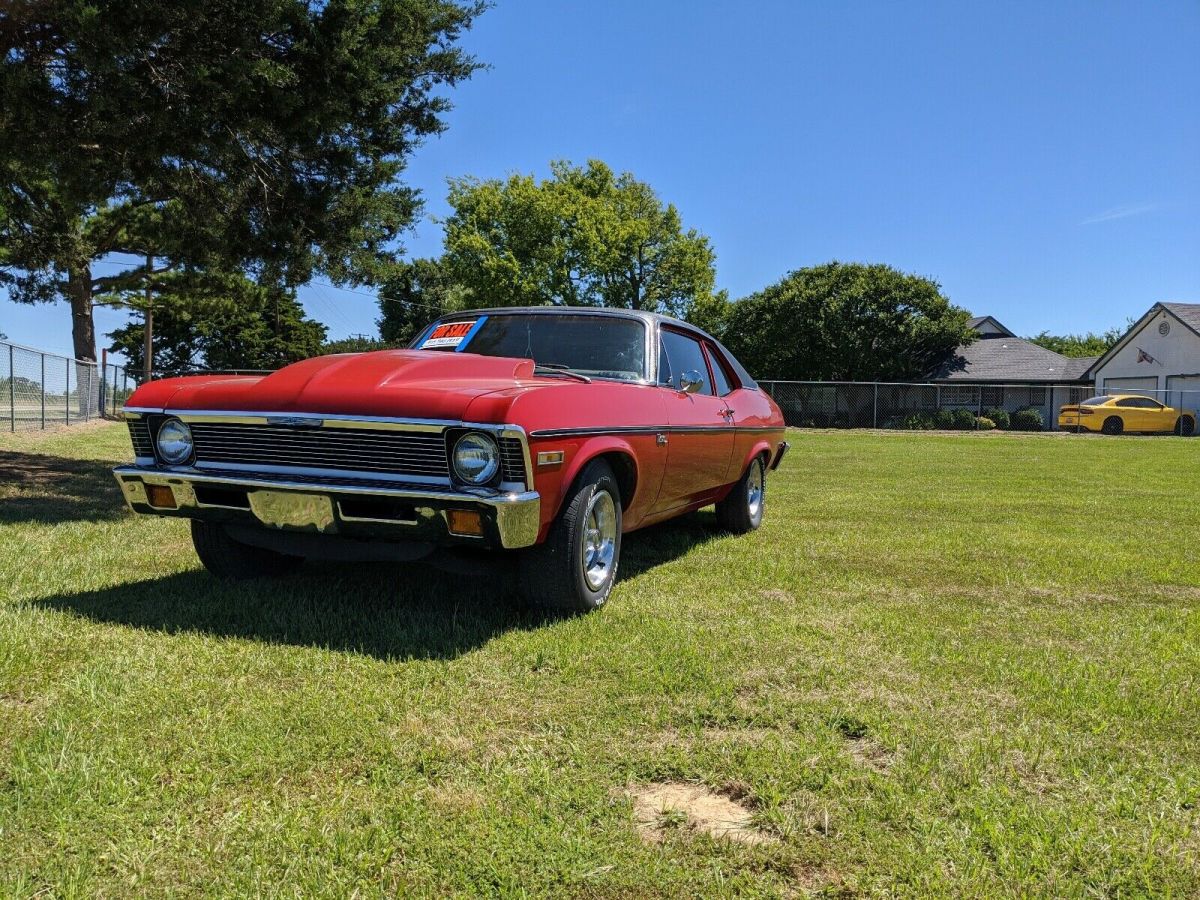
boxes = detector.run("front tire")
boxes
[191,521,300,580]
[519,459,622,614]
[1102,416,1124,436]
[715,456,766,534]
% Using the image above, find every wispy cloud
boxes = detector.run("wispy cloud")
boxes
[1080,201,1162,226]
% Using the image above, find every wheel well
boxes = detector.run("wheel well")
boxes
[593,451,637,510]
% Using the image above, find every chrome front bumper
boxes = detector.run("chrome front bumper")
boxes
[112,465,542,550]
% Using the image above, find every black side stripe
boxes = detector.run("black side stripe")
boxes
[528,425,784,438]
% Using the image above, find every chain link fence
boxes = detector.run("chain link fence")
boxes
[758,380,1200,435]
[1,340,137,432]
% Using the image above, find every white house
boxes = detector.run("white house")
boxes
[928,316,1095,430]
[1085,302,1200,409]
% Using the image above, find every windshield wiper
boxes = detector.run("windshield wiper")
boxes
[533,363,591,383]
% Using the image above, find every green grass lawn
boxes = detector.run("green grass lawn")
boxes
[1,423,1198,897]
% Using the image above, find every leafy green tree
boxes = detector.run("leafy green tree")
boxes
[1027,327,1123,358]
[685,289,733,338]
[442,160,716,316]
[108,274,326,376]
[378,257,472,344]
[0,0,483,363]
[322,336,398,355]
[722,262,975,381]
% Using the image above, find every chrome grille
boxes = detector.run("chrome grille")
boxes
[498,437,527,484]
[188,423,450,478]
[127,420,154,458]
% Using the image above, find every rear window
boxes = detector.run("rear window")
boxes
[1081,396,1111,406]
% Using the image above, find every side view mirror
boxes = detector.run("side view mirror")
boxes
[679,370,704,394]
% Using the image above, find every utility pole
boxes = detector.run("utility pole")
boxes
[143,252,154,381]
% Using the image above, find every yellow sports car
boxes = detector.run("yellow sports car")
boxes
[1058,394,1197,435]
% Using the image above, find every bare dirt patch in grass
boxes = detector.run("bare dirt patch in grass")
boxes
[627,781,778,846]
[846,736,894,772]
[761,589,794,603]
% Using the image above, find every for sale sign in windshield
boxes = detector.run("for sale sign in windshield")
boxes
[420,319,480,350]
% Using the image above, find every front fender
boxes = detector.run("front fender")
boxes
[531,433,664,537]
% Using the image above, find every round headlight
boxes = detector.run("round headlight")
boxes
[452,432,499,485]
[156,418,194,465]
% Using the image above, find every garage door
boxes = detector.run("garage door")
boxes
[1102,376,1158,398]
[1166,374,1200,417]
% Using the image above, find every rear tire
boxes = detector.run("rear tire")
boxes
[519,459,622,614]
[1175,415,1195,436]
[1102,416,1124,436]
[191,521,300,579]
[715,456,766,534]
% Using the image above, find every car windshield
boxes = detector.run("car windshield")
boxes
[1081,396,1112,406]
[412,313,647,381]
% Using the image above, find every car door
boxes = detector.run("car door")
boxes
[1115,396,1157,431]
[652,328,735,513]
[1136,396,1167,431]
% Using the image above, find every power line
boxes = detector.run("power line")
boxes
[309,279,447,315]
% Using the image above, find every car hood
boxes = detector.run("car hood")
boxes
[129,350,551,421]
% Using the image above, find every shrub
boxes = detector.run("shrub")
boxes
[983,407,1010,430]
[902,412,932,430]
[933,409,955,430]
[951,408,977,430]
[975,416,996,430]
[1011,407,1045,432]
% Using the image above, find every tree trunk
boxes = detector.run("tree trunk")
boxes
[68,265,96,363]
[67,264,97,418]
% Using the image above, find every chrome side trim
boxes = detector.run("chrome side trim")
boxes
[528,424,785,438]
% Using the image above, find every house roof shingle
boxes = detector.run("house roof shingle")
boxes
[929,337,1092,383]
[1160,302,1200,334]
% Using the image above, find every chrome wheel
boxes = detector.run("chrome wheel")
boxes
[746,461,764,520]
[581,489,618,591]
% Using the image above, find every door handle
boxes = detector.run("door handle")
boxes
[721,408,735,419]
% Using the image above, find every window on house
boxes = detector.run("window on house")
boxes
[1027,387,1047,406]
[981,386,1004,408]
[941,386,980,407]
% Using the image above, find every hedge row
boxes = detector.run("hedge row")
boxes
[892,406,1045,432]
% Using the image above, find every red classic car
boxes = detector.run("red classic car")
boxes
[114,308,788,612]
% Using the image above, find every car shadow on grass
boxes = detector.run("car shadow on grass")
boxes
[32,514,725,660]
[0,450,125,525]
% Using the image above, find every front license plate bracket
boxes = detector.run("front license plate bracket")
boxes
[248,490,337,533]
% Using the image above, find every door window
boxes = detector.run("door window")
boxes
[659,330,713,395]
[705,343,736,396]
[1116,397,1159,408]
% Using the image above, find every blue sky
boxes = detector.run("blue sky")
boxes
[3,0,1197,360]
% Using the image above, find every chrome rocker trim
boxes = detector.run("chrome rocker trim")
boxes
[113,465,542,550]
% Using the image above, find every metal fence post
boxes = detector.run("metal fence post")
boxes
[40,352,46,429]
[8,343,14,432]
[873,383,878,429]
[65,358,70,425]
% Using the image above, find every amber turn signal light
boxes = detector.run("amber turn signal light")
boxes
[145,484,177,509]
[446,509,484,537]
